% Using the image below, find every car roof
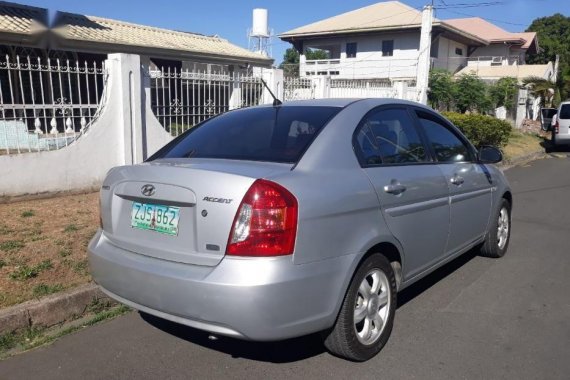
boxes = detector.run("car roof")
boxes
[258,98,432,109]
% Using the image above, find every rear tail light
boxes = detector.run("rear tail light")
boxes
[227,179,298,257]
[554,121,559,134]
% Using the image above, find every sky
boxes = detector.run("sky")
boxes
[19,0,570,64]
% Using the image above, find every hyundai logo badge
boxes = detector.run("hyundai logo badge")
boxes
[141,184,156,197]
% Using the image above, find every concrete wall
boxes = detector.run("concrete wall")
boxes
[0,53,173,197]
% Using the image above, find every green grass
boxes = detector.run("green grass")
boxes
[63,224,80,233]
[32,283,64,297]
[20,210,35,218]
[0,240,25,252]
[58,247,72,258]
[0,224,12,235]
[0,331,18,352]
[503,131,544,162]
[0,304,130,359]
[9,260,53,281]
[0,259,6,269]
[169,123,195,137]
[87,298,114,314]
[72,259,89,275]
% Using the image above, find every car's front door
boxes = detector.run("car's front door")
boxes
[413,109,493,255]
[353,106,450,280]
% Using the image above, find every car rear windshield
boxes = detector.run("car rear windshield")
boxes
[559,104,570,119]
[149,106,341,163]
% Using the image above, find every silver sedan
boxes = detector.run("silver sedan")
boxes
[88,99,512,361]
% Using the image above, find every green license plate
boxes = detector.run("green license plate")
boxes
[131,202,180,236]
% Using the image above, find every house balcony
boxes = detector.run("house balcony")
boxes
[467,56,521,67]
[300,57,418,81]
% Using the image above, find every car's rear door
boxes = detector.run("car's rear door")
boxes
[412,109,492,255]
[353,106,450,280]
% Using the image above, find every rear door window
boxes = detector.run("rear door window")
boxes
[559,105,570,119]
[150,106,341,163]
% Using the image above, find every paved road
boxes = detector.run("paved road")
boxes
[2,155,570,380]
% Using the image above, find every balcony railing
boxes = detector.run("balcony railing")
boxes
[301,57,418,79]
[467,56,521,66]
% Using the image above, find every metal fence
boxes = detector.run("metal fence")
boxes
[284,77,315,101]
[149,68,264,137]
[0,55,107,154]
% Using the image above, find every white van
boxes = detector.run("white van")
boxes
[553,101,570,145]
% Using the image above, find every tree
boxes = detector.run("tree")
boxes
[489,77,519,117]
[453,73,491,114]
[526,13,570,98]
[279,47,330,77]
[428,69,454,111]
[522,76,557,108]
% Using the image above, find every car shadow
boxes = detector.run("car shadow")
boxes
[140,248,480,363]
[397,248,478,308]
[542,137,570,154]
[140,312,327,363]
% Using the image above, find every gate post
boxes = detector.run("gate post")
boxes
[260,68,284,104]
[106,53,144,164]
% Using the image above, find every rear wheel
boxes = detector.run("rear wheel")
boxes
[324,254,397,361]
[480,198,511,258]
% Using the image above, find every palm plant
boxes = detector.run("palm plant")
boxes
[522,76,557,108]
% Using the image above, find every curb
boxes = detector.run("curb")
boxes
[0,283,116,336]
[500,149,547,171]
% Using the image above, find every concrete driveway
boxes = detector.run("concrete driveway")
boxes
[1,155,569,379]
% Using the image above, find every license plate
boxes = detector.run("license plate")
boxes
[131,202,180,236]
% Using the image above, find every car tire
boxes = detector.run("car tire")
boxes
[480,198,511,258]
[323,253,397,361]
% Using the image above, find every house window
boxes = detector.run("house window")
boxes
[346,42,357,58]
[455,47,463,56]
[382,40,394,57]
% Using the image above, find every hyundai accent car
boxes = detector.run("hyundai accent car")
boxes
[88,99,512,361]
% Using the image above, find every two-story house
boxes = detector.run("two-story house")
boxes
[279,1,548,83]
[446,17,554,82]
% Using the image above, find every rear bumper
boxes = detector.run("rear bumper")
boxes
[553,134,570,145]
[88,230,356,341]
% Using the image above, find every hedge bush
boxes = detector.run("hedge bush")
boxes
[442,112,512,148]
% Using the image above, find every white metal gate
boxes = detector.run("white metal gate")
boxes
[149,68,264,137]
[0,55,107,154]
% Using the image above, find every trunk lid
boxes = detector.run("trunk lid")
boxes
[100,158,292,266]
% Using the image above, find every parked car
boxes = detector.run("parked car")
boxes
[552,101,570,145]
[88,99,512,361]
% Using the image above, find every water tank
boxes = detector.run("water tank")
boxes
[252,8,269,37]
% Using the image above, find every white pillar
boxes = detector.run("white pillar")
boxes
[394,81,407,100]
[261,68,284,104]
[416,5,433,105]
[229,76,242,110]
[312,76,330,99]
[106,53,144,165]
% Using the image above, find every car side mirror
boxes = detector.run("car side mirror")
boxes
[478,146,503,164]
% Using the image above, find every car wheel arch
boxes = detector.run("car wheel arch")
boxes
[326,239,404,334]
[362,241,404,290]
[503,190,512,208]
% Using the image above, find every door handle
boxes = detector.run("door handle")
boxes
[450,175,465,186]
[384,181,406,195]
